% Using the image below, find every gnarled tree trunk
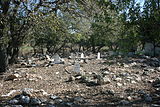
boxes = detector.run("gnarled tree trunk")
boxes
[0,46,8,72]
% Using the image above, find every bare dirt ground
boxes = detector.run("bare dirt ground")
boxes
[0,56,160,107]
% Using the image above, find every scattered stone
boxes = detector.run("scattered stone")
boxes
[55,72,59,75]
[26,73,43,80]
[138,90,146,95]
[39,98,48,103]
[156,67,160,72]
[75,75,82,80]
[142,71,149,76]
[119,100,130,105]
[30,98,41,105]
[149,58,160,67]
[68,76,75,82]
[101,71,110,75]
[148,79,154,83]
[46,104,56,107]
[131,80,137,84]
[119,72,129,77]
[9,99,19,104]
[19,95,30,104]
[21,62,28,66]
[1,90,21,97]
[50,95,59,100]
[123,64,129,68]
[130,62,137,66]
[6,74,20,81]
[22,88,33,96]
[144,94,152,102]
[65,102,73,107]
[127,96,132,101]
[97,76,111,85]
[0,83,3,88]
[74,97,84,102]
[102,90,115,96]
[117,83,123,87]
[64,66,72,74]
[69,53,75,59]
[114,77,122,81]
[135,76,141,81]
[55,99,63,104]
[38,89,49,96]
[85,78,99,86]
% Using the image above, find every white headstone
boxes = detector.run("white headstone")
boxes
[81,53,84,58]
[97,52,101,59]
[80,53,84,62]
[28,59,32,64]
[70,53,75,59]
[74,62,80,72]
[46,55,51,61]
[53,54,60,63]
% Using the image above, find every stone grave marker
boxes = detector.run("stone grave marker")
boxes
[81,53,84,58]
[70,53,75,59]
[108,51,116,56]
[74,62,80,73]
[80,53,84,62]
[144,43,154,56]
[46,55,51,61]
[53,54,61,64]
[97,52,101,59]
[28,59,32,65]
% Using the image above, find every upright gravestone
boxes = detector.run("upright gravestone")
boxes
[74,62,80,73]
[144,43,154,56]
[81,53,84,58]
[46,55,51,61]
[97,52,101,59]
[108,51,116,56]
[53,54,61,64]
[70,53,75,59]
[28,59,32,65]
[80,53,84,62]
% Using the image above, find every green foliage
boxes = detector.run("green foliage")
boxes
[29,14,69,53]
[139,0,160,46]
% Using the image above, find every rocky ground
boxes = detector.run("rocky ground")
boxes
[0,55,160,107]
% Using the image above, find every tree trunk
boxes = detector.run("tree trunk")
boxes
[0,47,8,72]
[90,38,96,53]
[158,0,159,9]
[9,47,19,64]
[79,45,81,52]
[92,46,96,53]
[153,41,156,57]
